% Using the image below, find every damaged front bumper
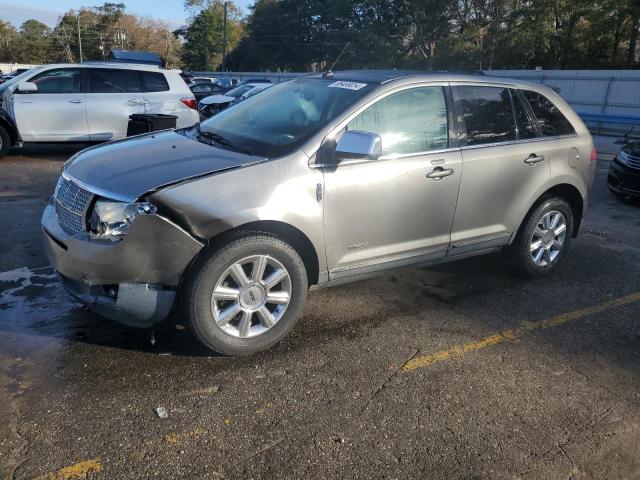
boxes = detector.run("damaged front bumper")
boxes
[41,200,203,327]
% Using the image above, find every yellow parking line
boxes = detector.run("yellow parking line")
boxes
[165,427,205,445]
[36,459,103,480]
[403,292,640,372]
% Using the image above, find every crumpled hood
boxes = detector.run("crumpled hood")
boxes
[200,94,235,105]
[64,130,265,201]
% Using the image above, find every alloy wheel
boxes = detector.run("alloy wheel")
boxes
[210,255,292,338]
[529,210,567,267]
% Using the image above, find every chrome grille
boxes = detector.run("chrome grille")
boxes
[54,176,94,235]
[627,154,640,170]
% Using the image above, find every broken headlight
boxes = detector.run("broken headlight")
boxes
[89,200,156,241]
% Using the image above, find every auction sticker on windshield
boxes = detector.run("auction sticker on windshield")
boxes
[328,81,367,90]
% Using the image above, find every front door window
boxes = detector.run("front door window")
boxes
[347,86,449,156]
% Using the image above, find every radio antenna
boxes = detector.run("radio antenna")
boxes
[324,42,351,77]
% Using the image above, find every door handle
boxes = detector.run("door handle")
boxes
[427,167,454,180]
[524,154,545,165]
[68,99,84,104]
[127,98,142,105]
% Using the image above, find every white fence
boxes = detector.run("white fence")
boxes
[483,70,640,135]
[0,63,39,74]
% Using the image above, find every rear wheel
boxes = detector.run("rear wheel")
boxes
[508,197,574,277]
[0,125,10,159]
[182,233,308,355]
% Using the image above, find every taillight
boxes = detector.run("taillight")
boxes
[181,97,197,110]
[590,147,597,162]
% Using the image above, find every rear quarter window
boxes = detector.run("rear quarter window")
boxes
[522,90,576,137]
[138,71,170,92]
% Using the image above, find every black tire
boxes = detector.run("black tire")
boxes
[508,197,574,277]
[182,233,308,355]
[0,124,10,159]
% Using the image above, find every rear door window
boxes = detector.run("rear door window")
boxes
[138,71,170,92]
[347,86,449,156]
[452,86,516,146]
[88,69,140,93]
[522,90,575,136]
[28,68,82,94]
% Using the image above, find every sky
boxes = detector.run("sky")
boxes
[0,0,254,30]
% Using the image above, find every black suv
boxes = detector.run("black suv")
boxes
[608,142,640,199]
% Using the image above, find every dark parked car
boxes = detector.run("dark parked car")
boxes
[189,82,229,103]
[242,78,271,84]
[608,142,640,199]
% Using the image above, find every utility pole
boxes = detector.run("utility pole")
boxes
[222,1,228,71]
[99,33,105,61]
[77,14,83,62]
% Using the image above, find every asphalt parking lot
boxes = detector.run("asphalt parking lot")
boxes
[1,138,639,480]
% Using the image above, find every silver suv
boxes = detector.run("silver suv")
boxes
[42,71,596,355]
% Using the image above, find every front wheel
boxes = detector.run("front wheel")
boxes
[508,197,574,277]
[182,234,308,355]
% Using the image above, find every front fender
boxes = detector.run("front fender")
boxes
[149,151,328,282]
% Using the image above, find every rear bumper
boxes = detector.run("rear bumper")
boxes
[41,200,203,327]
[608,159,640,197]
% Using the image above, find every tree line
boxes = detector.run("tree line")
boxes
[1,0,640,72]
[0,2,181,67]
[224,0,640,71]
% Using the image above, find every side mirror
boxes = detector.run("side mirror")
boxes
[335,130,382,161]
[17,81,37,93]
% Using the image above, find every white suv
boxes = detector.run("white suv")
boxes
[0,63,199,158]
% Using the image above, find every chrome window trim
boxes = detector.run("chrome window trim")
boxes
[459,133,578,151]
[312,146,461,168]
[61,170,133,203]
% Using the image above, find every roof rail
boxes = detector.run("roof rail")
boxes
[81,61,161,69]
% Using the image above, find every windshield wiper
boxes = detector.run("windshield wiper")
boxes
[196,126,253,155]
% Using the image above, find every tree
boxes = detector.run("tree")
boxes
[181,0,244,70]
[46,3,182,67]
[15,20,51,63]
[0,20,18,62]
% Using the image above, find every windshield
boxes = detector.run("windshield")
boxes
[0,67,40,93]
[199,78,376,157]
[225,85,253,98]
